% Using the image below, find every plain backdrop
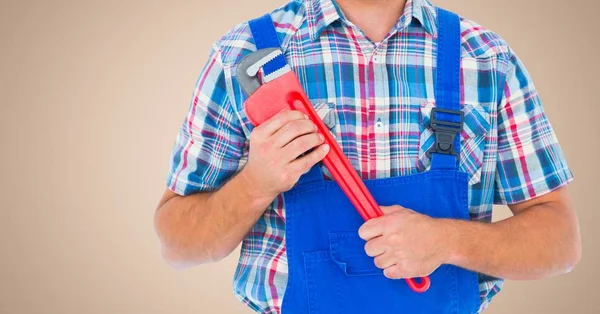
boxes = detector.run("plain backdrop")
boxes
[1,0,599,313]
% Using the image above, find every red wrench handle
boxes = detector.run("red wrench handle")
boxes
[244,71,430,293]
[288,90,382,220]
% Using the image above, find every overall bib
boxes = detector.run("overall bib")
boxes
[246,7,481,314]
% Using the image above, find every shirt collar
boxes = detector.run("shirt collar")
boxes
[305,0,438,41]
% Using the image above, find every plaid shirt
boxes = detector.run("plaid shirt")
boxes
[165,0,574,312]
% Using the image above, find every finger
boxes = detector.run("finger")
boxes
[282,133,325,162]
[364,236,387,257]
[358,219,385,241]
[255,110,307,137]
[374,251,396,269]
[415,266,436,278]
[380,205,404,215]
[393,264,436,279]
[289,143,329,174]
[272,119,318,148]
[383,264,404,280]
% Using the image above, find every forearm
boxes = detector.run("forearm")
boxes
[155,110,328,269]
[442,201,581,280]
[154,169,274,269]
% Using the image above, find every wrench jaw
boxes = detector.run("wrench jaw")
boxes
[262,63,291,84]
[236,48,289,97]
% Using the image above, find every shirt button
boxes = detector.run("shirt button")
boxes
[376,117,384,130]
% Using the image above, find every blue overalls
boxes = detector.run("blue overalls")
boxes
[247,7,481,314]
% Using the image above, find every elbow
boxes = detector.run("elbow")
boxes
[564,236,582,274]
[154,220,229,269]
[159,244,197,270]
[550,232,582,277]
[152,213,202,270]
[158,241,230,270]
[563,219,583,274]
[153,201,233,270]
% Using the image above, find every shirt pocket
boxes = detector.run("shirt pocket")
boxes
[416,101,491,185]
[311,101,342,180]
[313,101,340,136]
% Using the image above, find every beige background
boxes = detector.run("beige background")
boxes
[0,0,598,313]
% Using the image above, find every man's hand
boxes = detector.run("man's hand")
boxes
[155,110,330,268]
[356,188,580,282]
[240,110,330,203]
[358,206,448,279]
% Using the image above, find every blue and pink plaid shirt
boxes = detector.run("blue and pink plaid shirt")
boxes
[165,0,573,312]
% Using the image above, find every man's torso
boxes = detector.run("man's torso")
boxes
[220,1,509,312]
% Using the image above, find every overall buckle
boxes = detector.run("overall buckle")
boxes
[425,108,464,158]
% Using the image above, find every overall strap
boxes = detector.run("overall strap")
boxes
[430,8,464,170]
[247,14,289,78]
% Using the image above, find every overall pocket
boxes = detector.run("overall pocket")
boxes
[302,231,467,314]
[417,102,491,185]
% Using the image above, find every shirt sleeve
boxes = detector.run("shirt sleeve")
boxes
[494,48,574,205]
[166,44,247,196]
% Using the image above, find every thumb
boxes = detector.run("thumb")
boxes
[379,205,404,215]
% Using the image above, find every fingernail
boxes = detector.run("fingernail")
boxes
[323,144,330,152]
[304,114,309,119]
[319,134,324,141]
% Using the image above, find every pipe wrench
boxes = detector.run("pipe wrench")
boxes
[236,48,431,293]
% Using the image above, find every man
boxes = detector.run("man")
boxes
[154,0,581,313]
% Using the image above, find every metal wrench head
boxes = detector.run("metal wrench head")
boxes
[236,48,283,97]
